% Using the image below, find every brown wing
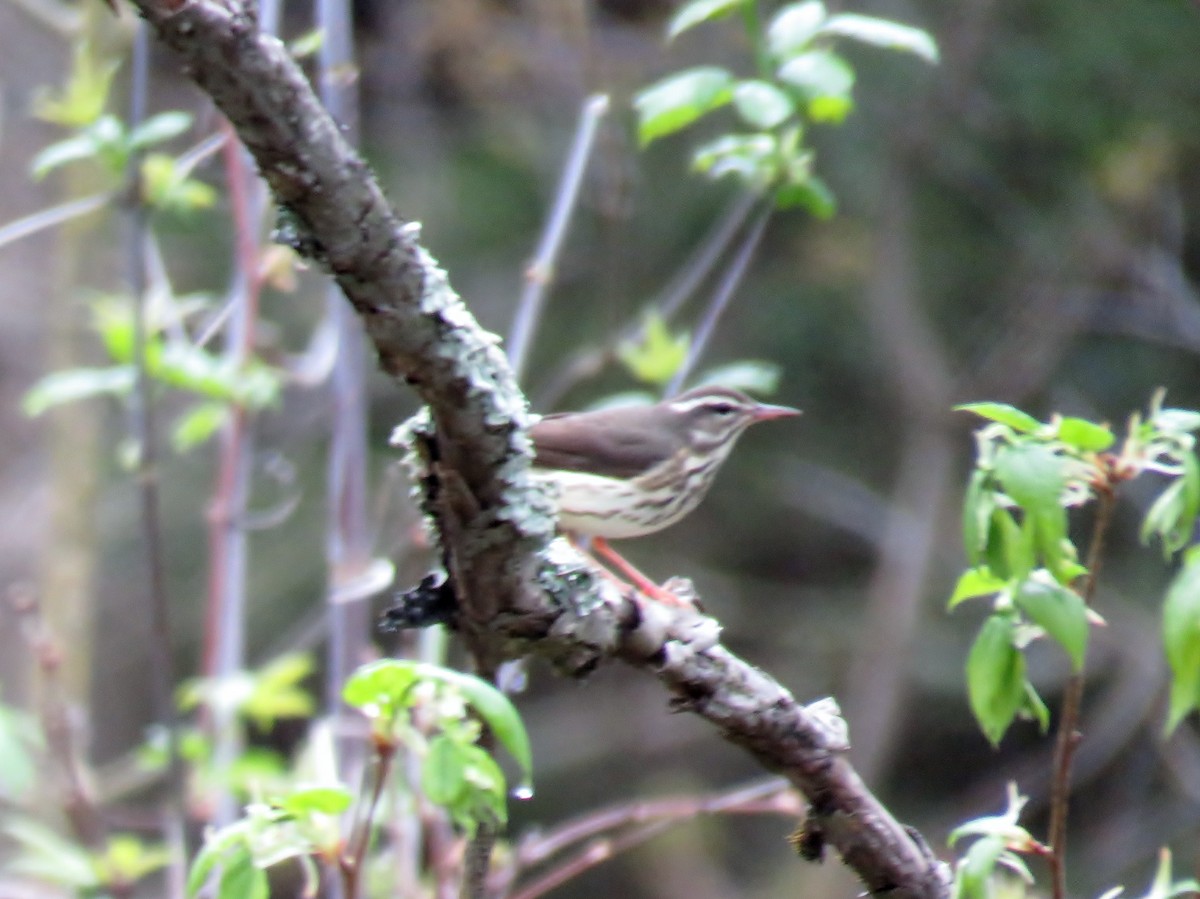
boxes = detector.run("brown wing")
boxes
[530,403,677,479]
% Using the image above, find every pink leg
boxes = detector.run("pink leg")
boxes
[590,537,690,607]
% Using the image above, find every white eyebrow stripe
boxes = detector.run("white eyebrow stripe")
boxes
[668,395,732,415]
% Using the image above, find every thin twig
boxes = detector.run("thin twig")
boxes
[316,0,373,803]
[516,777,796,868]
[202,118,263,827]
[0,192,112,249]
[507,93,610,383]
[666,201,772,397]
[532,189,758,410]
[126,23,187,891]
[7,585,106,848]
[341,742,396,899]
[655,189,761,325]
[511,820,676,899]
[1048,479,1116,899]
[506,780,800,899]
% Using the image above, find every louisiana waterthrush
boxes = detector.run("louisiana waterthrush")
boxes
[530,385,800,602]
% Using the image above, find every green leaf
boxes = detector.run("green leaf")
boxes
[33,43,121,127]
[344,660,533,792]
[278,785,352,817]
[1163,548,1200,733]
[732,80,796,129]
[342,659,420,717]
[1143,479,1186,556]
[1055,416,1114,452]
[776,49,855,122]
[98,834,170,884]
[955,402,1041,433]
[1142,454,1200,558]
[422,735,467,805]
[2,818,98,889]
[692,133,779,186]
[947,783,1031,846]
[419,664,534,792]
[818,13,939,63]
[961,470,992,567]
[155,343,273,404]
[948,567,1007,609]
[1154,408,1200,434]
[994,444,1066,514]
[1178,452,1200,552]
[142,153,218,214]
[694,360,781,395]
[773,175,836,217]
[984,507,1031,582]
[667,0,748,39]
[128,111,193,150]
[955,834,1006,899]
[172,402,230,452]
[1013,576,1089,671]
[0,703,40,802]
[217,846,268,899]
[30,133,106,180]
[186,829,231,896]
[618,313,690,386]
[32,115,131,178]
[1022,680,1051,733]
[967,614,1026,745]
[1139,848,1200,899]
[767,1,828,58]
[633,67,735,145]
[1029,504,1069,581]
[288,28,326,59]
[243,655,316,729]
[23,366,135,415]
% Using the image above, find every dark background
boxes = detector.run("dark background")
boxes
[3,0,1200,895]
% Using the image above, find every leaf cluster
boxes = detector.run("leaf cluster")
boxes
[32,42,214,214]
[949,786,1198,899]
[24,294,284,455]
[634,0,937,214]
[343,660,533,835]
[951,395,1200,744]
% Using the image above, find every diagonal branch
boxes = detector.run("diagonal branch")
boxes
[126,2,949,896]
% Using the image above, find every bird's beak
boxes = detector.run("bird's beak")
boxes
[751,402,802,421]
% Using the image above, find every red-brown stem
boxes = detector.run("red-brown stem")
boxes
[341,740,396,899]
[8,586,106,848]
[1048,480,1116,899]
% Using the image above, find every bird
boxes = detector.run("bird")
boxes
[529,385,801,603]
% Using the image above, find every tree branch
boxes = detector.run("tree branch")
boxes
[127,2,949,895]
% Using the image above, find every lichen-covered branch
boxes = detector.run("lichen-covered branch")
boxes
[126,2,949,895]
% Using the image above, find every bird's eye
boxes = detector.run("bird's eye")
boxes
[709,402,736,416]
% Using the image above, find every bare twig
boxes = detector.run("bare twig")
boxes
[515,777,798,867]
[508,93,610,384]
[1048,480,1116,899]
[341,742,396,899]
[532,189,758,410]
[201,118,262,827]
[316,0,373,802]
[7,585,105,848]
[510,819,674,899]
[666,201,771,396]
[506,780,799,899]
[0,192,112,249]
